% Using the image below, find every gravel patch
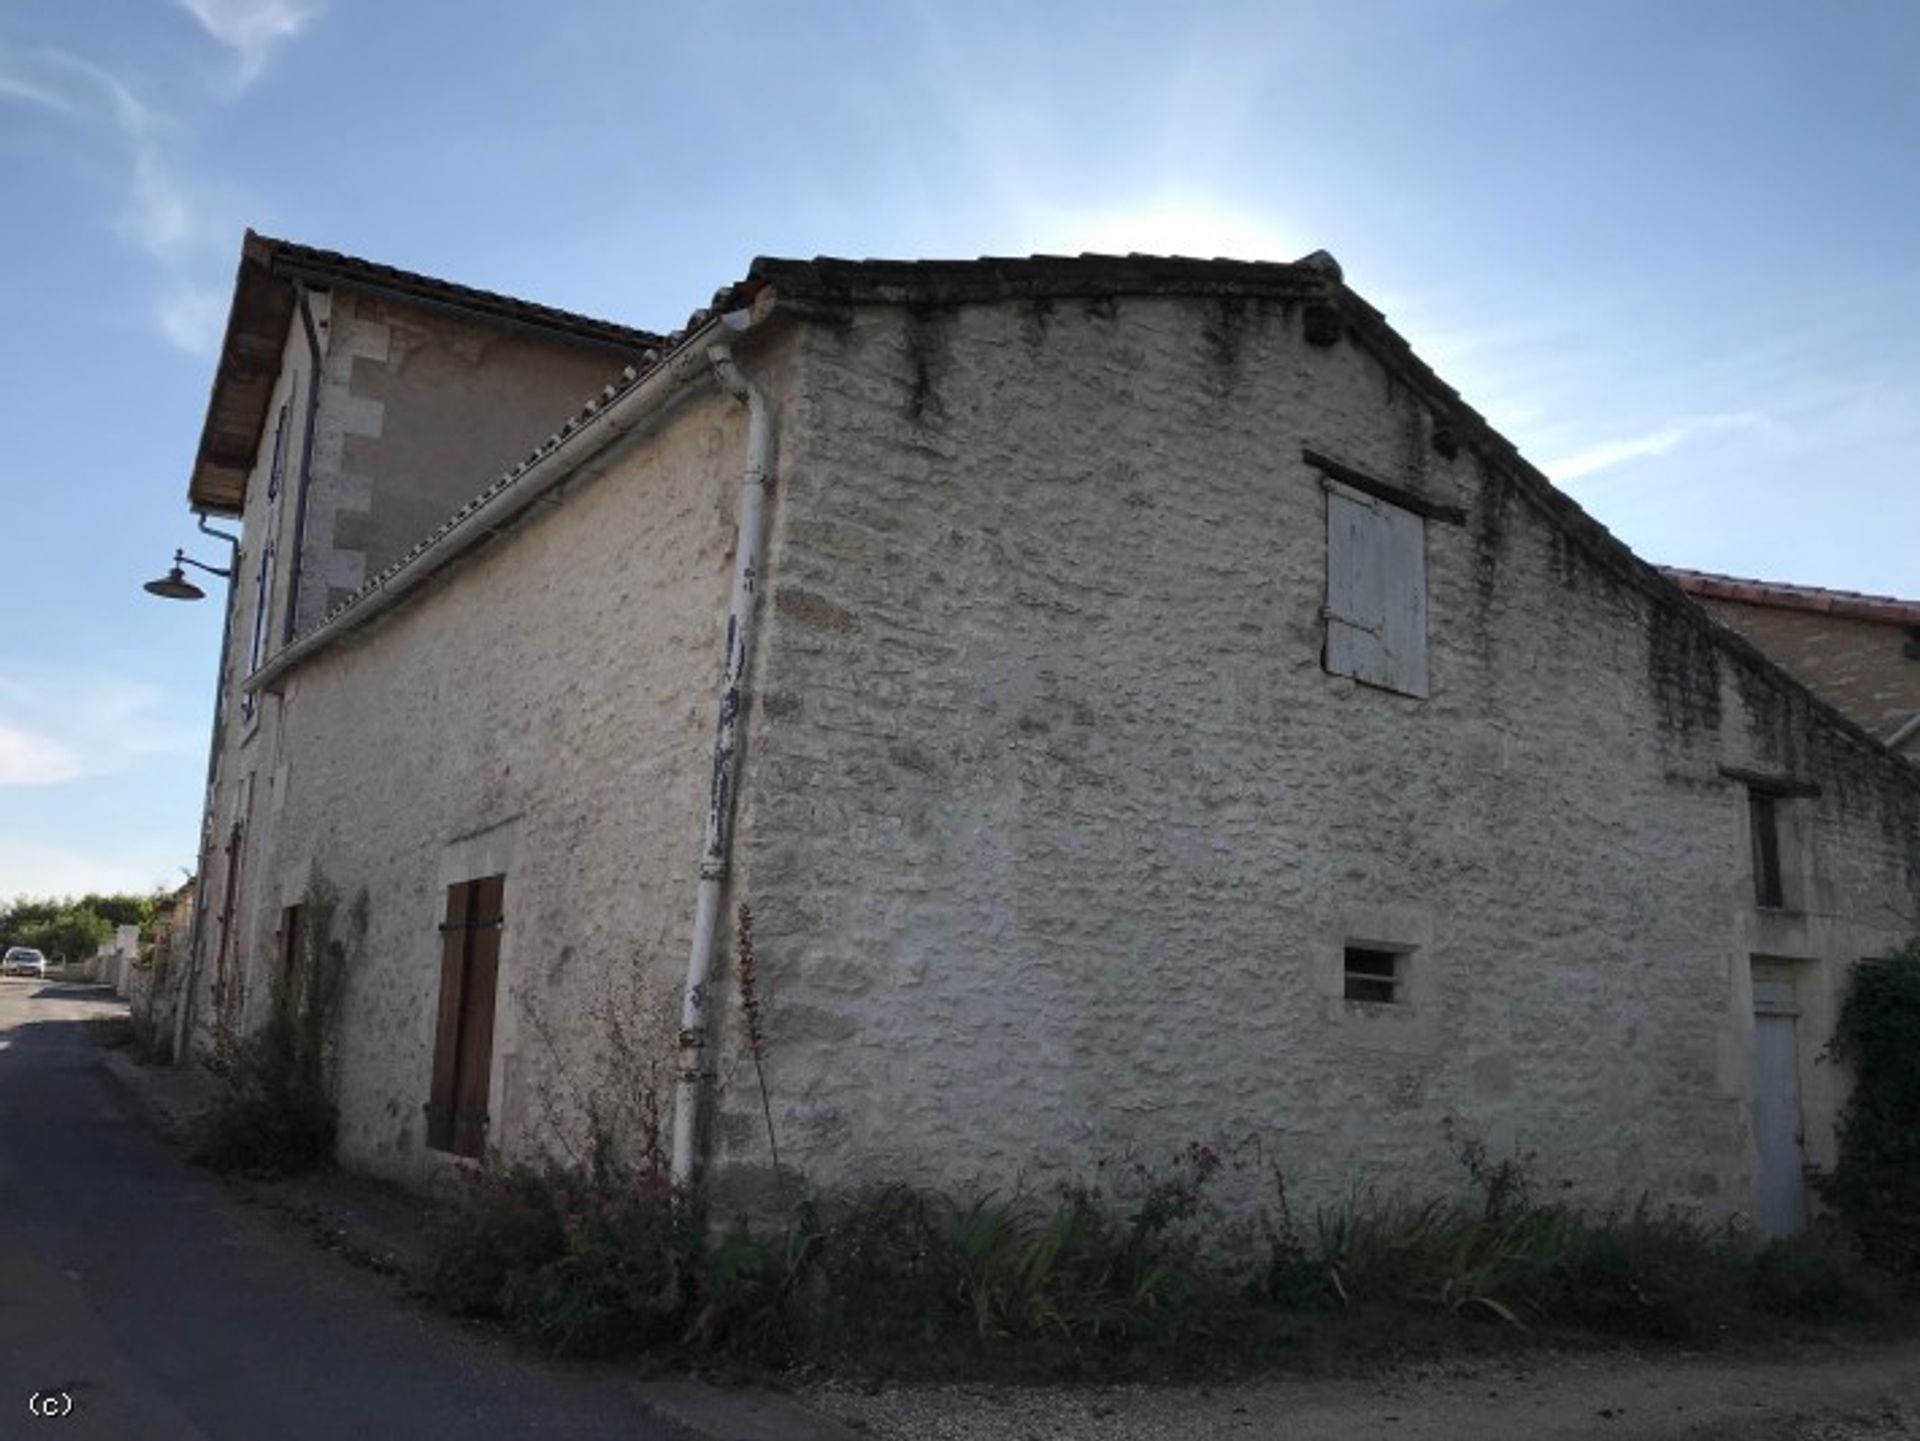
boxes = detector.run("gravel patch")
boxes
[807,1344,1920,1440]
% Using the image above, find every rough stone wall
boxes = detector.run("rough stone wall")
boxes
[249,374,767,1188]
[192,290,637,1067]
[298,289,636,631]
[720,295,1920,1225]
[136,883,194,1048]
[1693,595,1920,751]
[183,307,322,1064]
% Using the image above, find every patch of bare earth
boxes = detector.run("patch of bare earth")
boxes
[807,1342,1920,1440]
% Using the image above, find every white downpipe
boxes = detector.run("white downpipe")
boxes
[671,344,772,1190]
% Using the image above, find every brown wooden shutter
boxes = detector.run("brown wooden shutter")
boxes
[426,875,506,1159]
[452,875,505,1157]
[427,882,470,1152]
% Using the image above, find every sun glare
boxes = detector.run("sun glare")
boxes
[1014,193,1306,264]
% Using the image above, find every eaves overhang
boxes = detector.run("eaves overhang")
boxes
[186,232,293,516]
[183,229,662,517]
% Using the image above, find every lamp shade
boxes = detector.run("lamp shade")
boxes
[144,566,205,601]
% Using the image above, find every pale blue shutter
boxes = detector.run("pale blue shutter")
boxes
[1324,480,1429,698]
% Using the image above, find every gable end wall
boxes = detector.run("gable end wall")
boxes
[724,293,1920,1221]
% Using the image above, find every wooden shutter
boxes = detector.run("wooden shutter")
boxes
[426,882,469,1152]
[1324,480,1430,698]
[426,875,506,1158]
[452,875,504,1157]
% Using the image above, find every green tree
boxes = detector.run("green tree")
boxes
[0,897,64,941]
[0,891,163,961]
[11,908,111,964]
[1816,939,1920,1281]
[77,891,162,935]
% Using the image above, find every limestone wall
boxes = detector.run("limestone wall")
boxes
[297,290,636,630]
[721,294,1920,1224]
[191,288,637,1068]
[249,370,772,1187]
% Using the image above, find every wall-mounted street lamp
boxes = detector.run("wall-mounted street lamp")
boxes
[143,548,231,601]
[143,514,240,1066]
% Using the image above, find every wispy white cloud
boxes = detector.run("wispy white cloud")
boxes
[0,73,75,114]
[37,47,154,137]
[119,150,197,260]
[7,45,264,352]
[154,279,230,355]
[0,726,84,787]
[1546,412,1784,482]
[0,675,199,789]
[174,0,313,83]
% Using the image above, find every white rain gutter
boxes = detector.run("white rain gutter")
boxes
[670,344,772,1190]
[249,308,757,696]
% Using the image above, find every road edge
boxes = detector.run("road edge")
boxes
[94,1049,863,1441]
[96,1048,213,1138]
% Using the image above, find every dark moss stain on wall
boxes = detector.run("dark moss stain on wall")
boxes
[1201,296,1249,386]
[1021,296,1054,350]
[1740,652,1882,808]
[1887,783,1920,902]
[1733,647,1920,893]
[1646,600,1723,738]
[1472,460,1514,609]
[1549,528,1588,596]
[1083,294,1119,323]
[1736,664,1800,772]
[903,306,955,427]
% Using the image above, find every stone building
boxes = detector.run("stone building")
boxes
[173,231,655,1063]
[1664,569,1920,761]
[131,879,195,1055]
[173,238,1920,1238]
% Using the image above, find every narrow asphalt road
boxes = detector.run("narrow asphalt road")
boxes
[0,979,693,1441]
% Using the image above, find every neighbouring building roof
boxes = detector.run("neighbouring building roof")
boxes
[186,230,664,516]
[1662,568,1920,628]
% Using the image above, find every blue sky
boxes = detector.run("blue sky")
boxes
[1,0,1916,897]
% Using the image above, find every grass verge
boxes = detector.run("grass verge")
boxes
[422,1139,1911,1378]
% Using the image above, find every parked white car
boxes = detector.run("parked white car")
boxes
[2,947,47,978]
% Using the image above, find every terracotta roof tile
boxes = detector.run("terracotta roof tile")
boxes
[1661,568,1920,627]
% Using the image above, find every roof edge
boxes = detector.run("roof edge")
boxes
[1318,284,1919,781]
[184,229,663,516]
[235,248,1917,792]
[1662,567,1920,627]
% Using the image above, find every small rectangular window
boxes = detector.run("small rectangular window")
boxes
[1324,481,1430,698]
[1749,791,1784,909]
[1344,946,1402,1004]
